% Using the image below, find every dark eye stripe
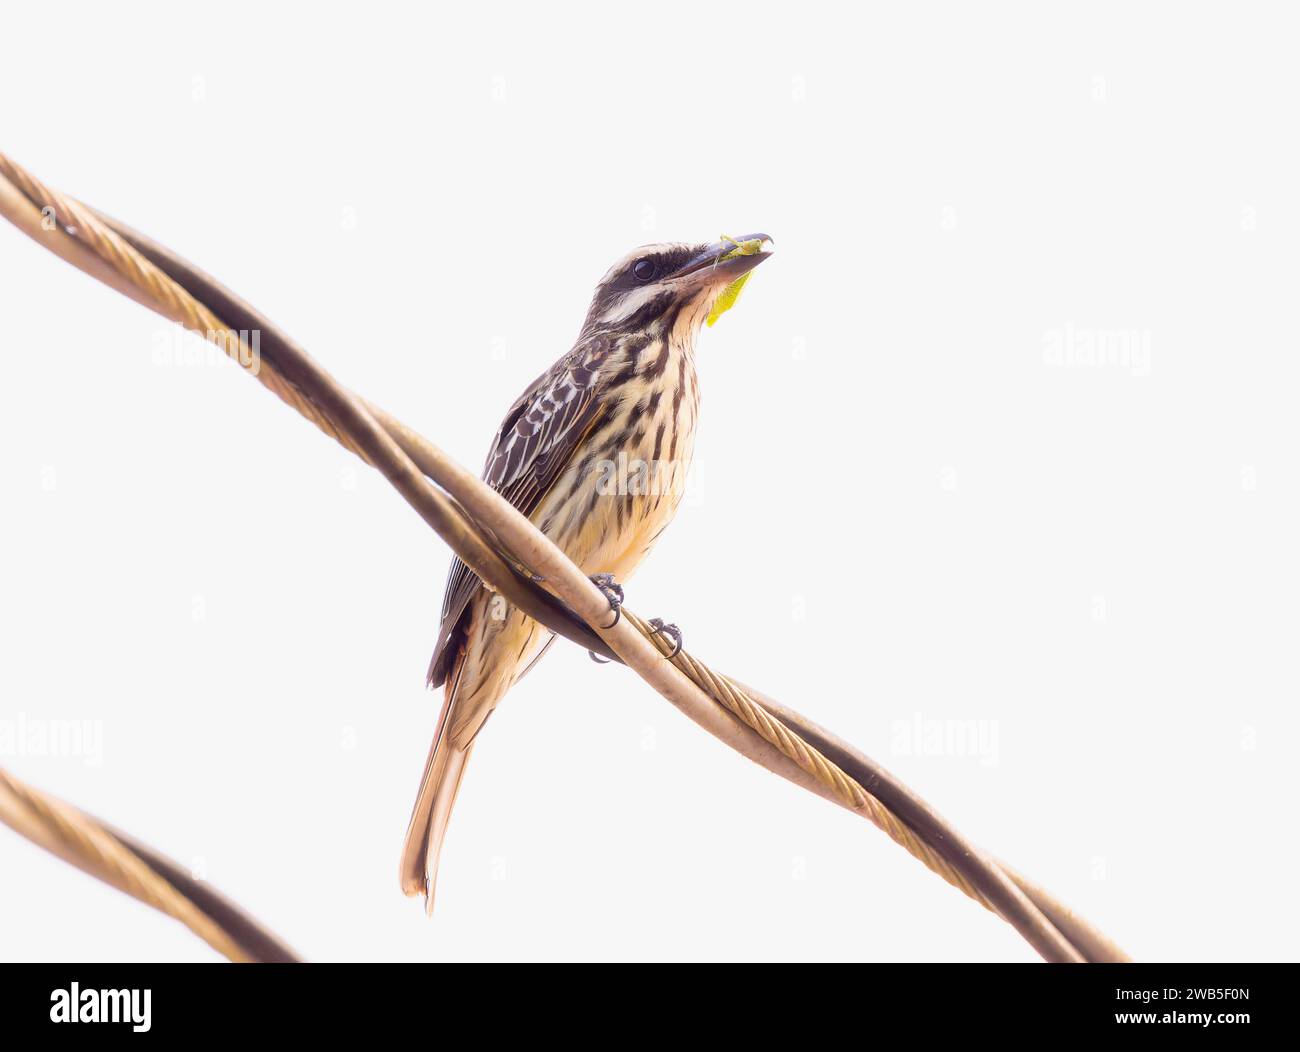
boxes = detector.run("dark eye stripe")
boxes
[619,291,674,330]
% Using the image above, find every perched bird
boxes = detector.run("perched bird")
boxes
[400,234,774,910]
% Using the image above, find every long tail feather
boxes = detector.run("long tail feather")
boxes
[399,650,474,914]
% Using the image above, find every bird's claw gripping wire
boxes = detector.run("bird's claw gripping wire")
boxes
[587,573,624,662]
[648,618,684,660]
[588,573,624,628]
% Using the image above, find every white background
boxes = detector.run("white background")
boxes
[2,2,1297,962]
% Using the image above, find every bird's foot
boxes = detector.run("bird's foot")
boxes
[648,618,684,660]
[586,572,625,662]
[588,572,624,629]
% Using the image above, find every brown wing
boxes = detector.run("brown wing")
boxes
[426,334,613,686]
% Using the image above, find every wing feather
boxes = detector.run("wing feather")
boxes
[427,335,613,685]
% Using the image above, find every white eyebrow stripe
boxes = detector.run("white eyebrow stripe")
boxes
[598,282,666,324]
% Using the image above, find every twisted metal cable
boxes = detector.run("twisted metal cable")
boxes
[624,611,990,908]
[0,769,253,962]
[0,153,370,464]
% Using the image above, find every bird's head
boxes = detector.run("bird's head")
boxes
[583,234,774,344]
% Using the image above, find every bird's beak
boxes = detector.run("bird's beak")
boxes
[675,233,775,284]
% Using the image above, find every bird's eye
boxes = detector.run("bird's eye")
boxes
[632,258,656,282]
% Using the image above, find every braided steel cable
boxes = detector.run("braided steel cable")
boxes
[624,610,988,907]
[0,769,294,962]
[0,154,370,463]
